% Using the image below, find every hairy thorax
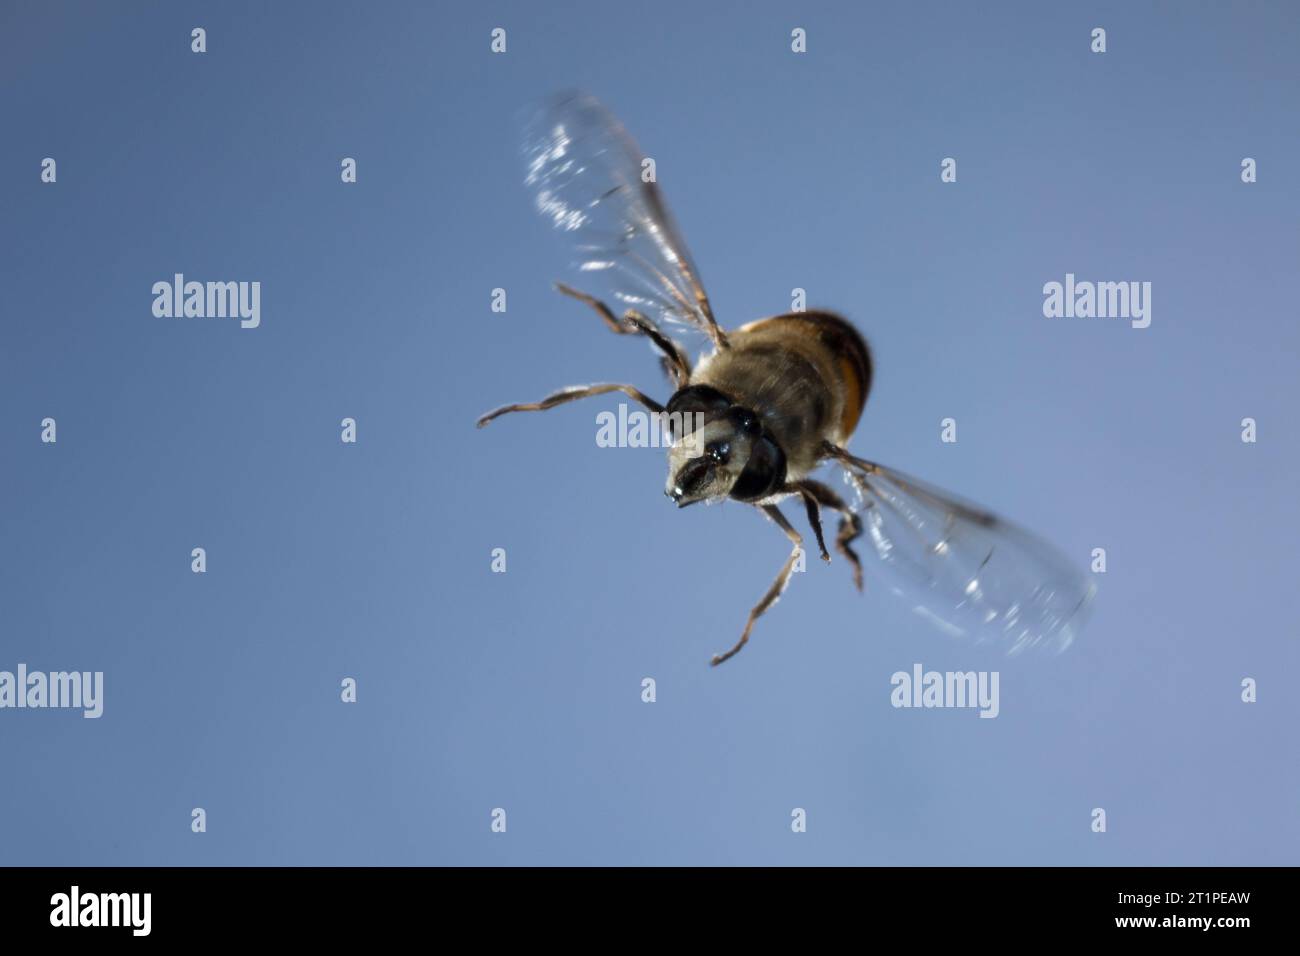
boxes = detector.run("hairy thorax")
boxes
[691,312,871,480]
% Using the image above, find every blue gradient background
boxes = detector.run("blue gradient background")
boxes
[2,2,1297,865]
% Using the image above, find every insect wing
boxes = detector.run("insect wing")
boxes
[846,462,1095,654]
[522,92,717,339]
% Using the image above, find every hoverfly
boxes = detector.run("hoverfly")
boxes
[478,92,1094,666]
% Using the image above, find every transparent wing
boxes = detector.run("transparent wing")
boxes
[522,91,720,341]
[839,457,1095,655]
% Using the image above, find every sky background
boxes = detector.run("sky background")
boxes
[1,1,1297,865]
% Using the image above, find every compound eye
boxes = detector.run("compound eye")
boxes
[729,436,787,502]
[727,406,762,436]
[664,385,732,439]
[705,440,730,464]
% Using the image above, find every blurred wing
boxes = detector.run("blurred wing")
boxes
[841,459,1095,654]
[522,92,719,341]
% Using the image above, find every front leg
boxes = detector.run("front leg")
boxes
[711,504,803,666]
[476,383,664,428]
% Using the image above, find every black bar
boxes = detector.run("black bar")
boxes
[0,866,1281,941]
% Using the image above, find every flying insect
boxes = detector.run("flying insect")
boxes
[478,92,1094,666]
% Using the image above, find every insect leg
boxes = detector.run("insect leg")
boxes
[710,504,802,667]
[794,487,831,562]
[792,478,864,592]
[554,283,691,386]
[476,383,663,428]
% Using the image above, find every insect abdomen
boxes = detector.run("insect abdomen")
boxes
[771,311,872,437]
